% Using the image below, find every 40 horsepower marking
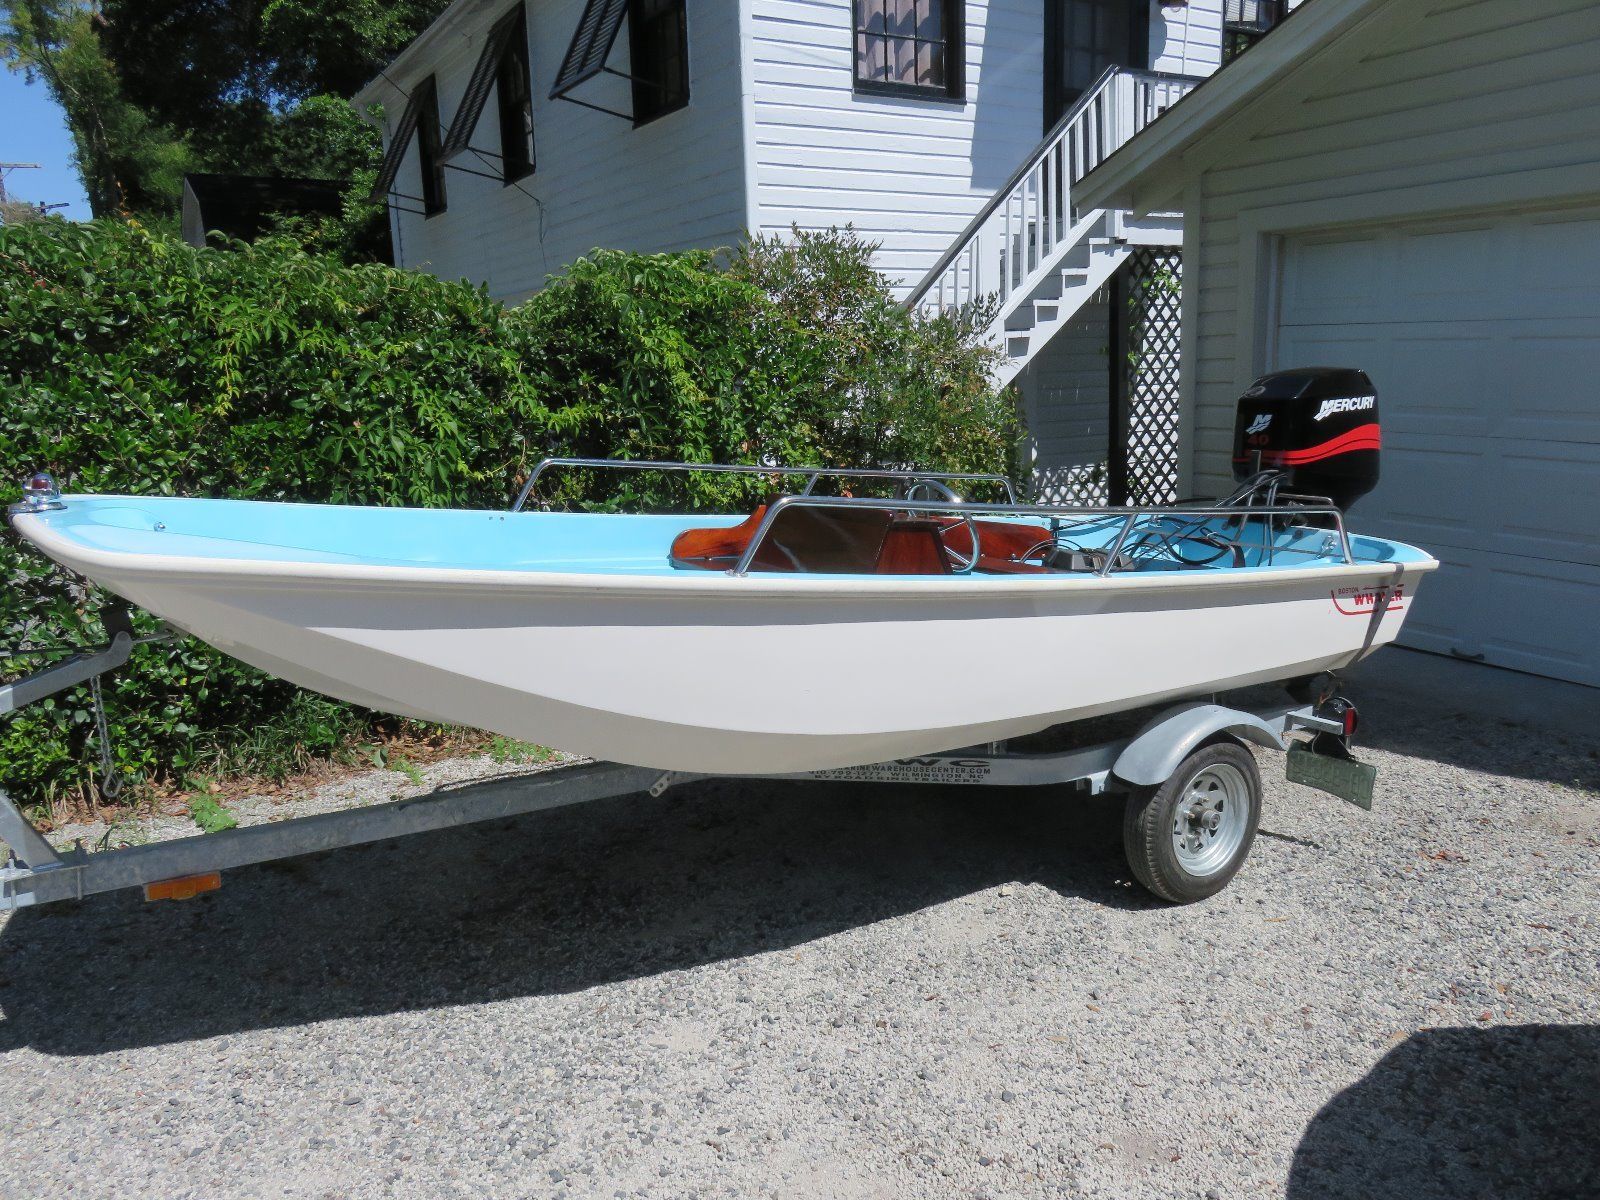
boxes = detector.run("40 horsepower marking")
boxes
[1331,583,1406,616]
[806,758,994,785]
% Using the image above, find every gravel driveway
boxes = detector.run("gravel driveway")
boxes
[0,658,1595,1199]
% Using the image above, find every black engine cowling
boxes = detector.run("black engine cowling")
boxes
[1231,367,1380,511]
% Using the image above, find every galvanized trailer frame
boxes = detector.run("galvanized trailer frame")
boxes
[0,621,1350,911]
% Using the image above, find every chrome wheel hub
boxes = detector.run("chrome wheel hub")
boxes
[1171,762,1251,877]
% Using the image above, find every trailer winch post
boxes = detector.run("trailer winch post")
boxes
[0,785,67,875]
[0,619,141,906]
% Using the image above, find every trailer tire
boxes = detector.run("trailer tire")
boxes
[1123,740,1261,904]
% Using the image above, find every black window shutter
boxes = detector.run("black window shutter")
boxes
[441,6,525,160]
[551,0,631,99]
[368,87,427,201]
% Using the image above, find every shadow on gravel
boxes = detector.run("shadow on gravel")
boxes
[1347,677,1600,792]
[1289,1024,1600,1200]
[0,777,1146,1055]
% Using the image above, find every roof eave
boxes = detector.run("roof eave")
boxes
[1076,0,1388,213]
[352,0,509,111]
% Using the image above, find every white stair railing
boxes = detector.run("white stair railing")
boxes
[904,66,1200,316]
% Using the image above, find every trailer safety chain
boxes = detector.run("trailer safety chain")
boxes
[88,673,123,802]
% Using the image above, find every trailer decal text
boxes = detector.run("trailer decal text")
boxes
[1331,584,1406,615]
[806,758,994,785]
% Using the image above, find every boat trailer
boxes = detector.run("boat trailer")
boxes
[1,619,1375,910]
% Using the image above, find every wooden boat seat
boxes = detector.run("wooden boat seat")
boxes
[670,505,1056,575]
[937,516,1056,573]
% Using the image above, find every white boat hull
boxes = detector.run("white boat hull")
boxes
[16,512,1435,773]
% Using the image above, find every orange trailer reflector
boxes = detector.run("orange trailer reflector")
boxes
[143,872,221,902]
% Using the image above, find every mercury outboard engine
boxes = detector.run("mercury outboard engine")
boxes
[1231,367,1380,511]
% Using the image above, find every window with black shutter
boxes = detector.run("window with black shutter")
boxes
[629,0,689,125]
[368,87,427,204]
[497,9,536,179]
[416,77,447,215]
[853,0,964,101]
[441,6,536,182]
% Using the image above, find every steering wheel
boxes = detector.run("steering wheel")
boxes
[904,478,980,573]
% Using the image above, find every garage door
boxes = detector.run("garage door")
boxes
[1276,208,1600,687]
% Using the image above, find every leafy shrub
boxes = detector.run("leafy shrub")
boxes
[733,228,1010,482]
[0,218,1012,807]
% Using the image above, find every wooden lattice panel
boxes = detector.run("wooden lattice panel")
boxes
[1122,249,1183,506]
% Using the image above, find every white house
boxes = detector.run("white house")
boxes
[1078,0,1600,688]
[355,0,1301,503]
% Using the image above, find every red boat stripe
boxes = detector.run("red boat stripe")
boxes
[1232,423,1381,467]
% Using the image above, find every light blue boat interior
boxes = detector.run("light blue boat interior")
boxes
[32,495,1432,578]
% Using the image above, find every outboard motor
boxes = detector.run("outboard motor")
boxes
[1231,367,1380,511]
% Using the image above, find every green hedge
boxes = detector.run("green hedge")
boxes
[0,218,1012,808]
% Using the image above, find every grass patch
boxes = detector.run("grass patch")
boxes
[487,736,557,765]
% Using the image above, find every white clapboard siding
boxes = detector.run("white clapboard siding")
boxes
[745,0,1045,296]
[373,0,749,303]
[1150,0,1224,77]
[1186,0,1600,497]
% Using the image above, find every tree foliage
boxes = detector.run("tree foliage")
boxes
[1,0,447,239]
[0,219,1012,806]
[0,0,193,216]
[97,0,445,175]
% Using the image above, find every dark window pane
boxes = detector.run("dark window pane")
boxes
[1046,0,1132,124]
[630,0,689,123]
[854,0,958,96]
[1222,0,1285,64]
[497,9,535,179]
[856,32,880,80]
[416,77,446,214]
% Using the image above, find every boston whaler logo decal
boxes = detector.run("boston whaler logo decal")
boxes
[1331,584,1406,615]
[1245,413,1273,435]
[1313,395,1376,421]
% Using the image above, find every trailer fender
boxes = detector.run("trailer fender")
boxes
[1113,703,1290,788]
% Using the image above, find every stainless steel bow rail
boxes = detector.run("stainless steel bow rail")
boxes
[510,457,1355,575]
[511,457,1019,512]
[0,612,1365,911]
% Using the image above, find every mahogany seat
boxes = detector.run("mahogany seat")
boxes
[667,505,772,569]
[669,504,1056,575]
[937,516,1055,573]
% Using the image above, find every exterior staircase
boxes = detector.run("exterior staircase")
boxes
[904,66,1200,386]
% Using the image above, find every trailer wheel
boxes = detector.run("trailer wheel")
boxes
[1123,741,1261,904]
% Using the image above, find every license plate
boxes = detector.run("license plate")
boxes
[1286,745,1377,811]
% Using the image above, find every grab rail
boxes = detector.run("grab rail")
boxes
[511,457,1018,512]
[729,494,1354,577]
